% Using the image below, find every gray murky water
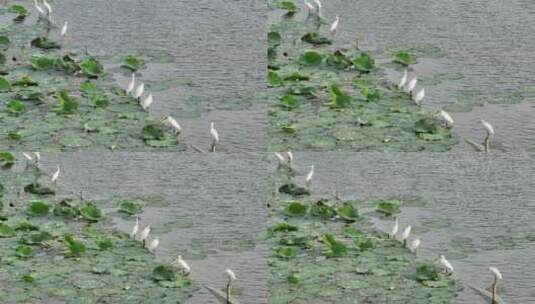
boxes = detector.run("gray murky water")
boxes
[6,0,535,303]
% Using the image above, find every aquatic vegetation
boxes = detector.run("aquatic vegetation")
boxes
[0,157,196,303]
[267,4,454,151]
[393,51,416,66]
[0,13,184,151]
[267,167,459,303]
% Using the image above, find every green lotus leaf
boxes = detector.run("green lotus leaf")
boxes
[283,201,308,217]
[122,55,145,71]
[118,200,143,215]
[0,77,12,92]
[376,200,401,216]
[301,32,332,45]
[268,70,283,87]
[326,84,351,108]
[323,234,347,257]
[26,200,50,216]
[352,52,375,72]
[31,37,61,49]
[80,58,104,78]
[152,265,177,281]
[15,245,34,258]
[393,51,416,66]
[24,183,55,195]
[277,1,298,14]
[64,234,86,256]
[80,202,102,222]
[6,100,26,115]
[298,50,323,66]
[275,246,297,259]
[56,89,78,114]
[0,223,15,237]
[278,183,310,196]
[337,202,359,222]
[0,151,15,166]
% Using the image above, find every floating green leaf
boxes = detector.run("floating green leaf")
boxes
[24,183,55,195]
[277,1,298,14]
[56,89,78,114]
[118,200,142,215]
[152,265,176,281]
[323,234,347,257]
[268,70,283,87]
[360,86,381,102]
[141,124,166,141]
[15,245,34,258]
[326,84,351,108]
[0,152,15,166]
[64,234,86,256]
[13,75,38,87]
[276,246,297,259]
[80,202,102,222]
[0,223,15,237]
[268,31,282,48]
[122,55,145,71]
[0,36,10,50]
[31,37,61,49]
[26,200,50,216]
[7,4,29,21]
[283,201,308,217]
[6,100,26,115]
[278,183,310,196]
[53,200,80,218]
[353,237,376,251]
[279,94,299,109]
[0,77,12,92]
[310,200,337,219]
[301,32,332,45]
[298,51,323,66]
[22,231,52,245]
[352,52,375,72]
[29,55,56,70]
[337,202,359,222]
[14,222,39,232]
[80,58,104,78]
[393,51,416,66]
[270,222,298,233]
[95,237,114,250]
[376,200,401,216]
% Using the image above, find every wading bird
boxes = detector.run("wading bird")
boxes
[405,77,417,94]
[130,217,139,238]
[304,0,315,14]
[413,88,425,105]
[166,116,182,135]
[390,218,399,238]
[141,93,153,111]
[439,254,454,275]
[126,73,136,94]
[61,21,68,37]
[286,151,294,165]
[34,0,45,16]
[481,120,495,152]
[409,237,421,253]
[146,238,159,253]
[440,110,454,128]
[43,0,52,23]
[275,152,286,166]
[51,165,60,183]
[313,0,322,16]
[172,255,191,276]
[138,225,151,245]
[305,165,314,187]
[401,225,411,246]
[329,15,339,35]
[224,268,237,304]
[210,122,219,152]
[398,70,408,89]
[134,83,144,100]
[489,267,503,303]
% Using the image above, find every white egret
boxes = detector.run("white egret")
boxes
[51,165,60,183]
[172,255,191,276]
[61,21,68,37]
[439,255,454,274]
[34,0,45,16]
[305,165,314,187]
[224,268,237,303]
[329,15,339,35]
[134,83,144,99]
[481,120,495,152]
[286,151,294,164]
[43,0,52,23]
[401,225,411,246]
[409,237,421,253]
[405,77,417,93]
[313,0,322,15]
[275,152,286,165]
[141,93,153,111]
[146,238,159,253]
[440,110,454,128]
[126,73,136,94]
[398,70,408,89]
[138,225,151,245]
[304,0,315,14]
[34,152,41,163]
[166,116,182,134]
[413,88,425,105]
[210,122,219,152]
[22,152,33,162]
[489,266,502,303]
[390,218,399,238]
[129,217,139,238]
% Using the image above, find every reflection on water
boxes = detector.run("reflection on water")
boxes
[290,152,535,303]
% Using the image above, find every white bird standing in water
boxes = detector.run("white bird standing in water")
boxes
[303,0,315,14]
[286,151,294,164]
[134,83,144,100]
[141,93,153,111]
[440,110,454,128]
[313,0,322,16]
[126,73,135,94]
[398,70,408,89]
[138,225,151,245]
[489,267,502,280]
[305,165,314,187]
[34,0,45,16]
[409,237,421,252]
[413,88,425,105]
[481,120,495,152]
[405,77,417,94]
[390,218,399,238]
[130,217,139,238]
[34,152,41,165]
[210,122,219,152]
[61,21,68,37]
[489,266,503,303]
[22,152,33,162]
[173,255,191,276]
[42,0,53,23]
[401,225,411,245]
[51,165,60,183]
[224,268,237,303]
[146,238,159,253]
[275,152,286,166]
[166,116,182,134]
[439,254,454,274]
[329,15,340,35]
